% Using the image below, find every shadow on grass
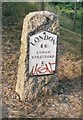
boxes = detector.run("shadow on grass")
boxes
[58,75,81,95]
[2,103,9,118]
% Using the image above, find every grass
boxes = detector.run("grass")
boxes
[60,27,81,59]
[59,15,81,34]
[45,3,82,34]
[2,2,39,27]
[2,2,82,34]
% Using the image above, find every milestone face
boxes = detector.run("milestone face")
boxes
[29,31,57,76]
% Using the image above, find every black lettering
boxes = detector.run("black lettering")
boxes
[40,44,43,48]
[53,39,55,44]
[45,55,47,58]
[39,56,42,58]
[32,56,34,59]
[30,42,34,46]
[42,51,44,54]
[34,37,39,43]
[44,34,48,40]
[48,51,50,53]
[39,36,43,40]
[41,61,44,66]
[36,51,38,54]
[45,51,47,54]
[49,36,55,44]
[39,51,41,54]
[37,56,39,58]
[47,55,49,58]
[34,56,36,59]
[44,44,47,48]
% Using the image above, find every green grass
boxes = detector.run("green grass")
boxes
[60,27,81,59]
[2,2,82,34]
[59,15,81,34]
[2,2,39,27]
[45,3,82,34]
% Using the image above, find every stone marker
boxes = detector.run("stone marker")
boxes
[16,11,59,102]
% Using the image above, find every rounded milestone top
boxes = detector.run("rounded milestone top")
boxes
[24,11,58,22]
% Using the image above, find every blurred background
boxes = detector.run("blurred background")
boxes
[2,2,82,34]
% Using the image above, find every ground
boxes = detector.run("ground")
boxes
[2,26,82,118]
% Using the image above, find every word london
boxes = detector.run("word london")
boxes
[29,31,57,76]
[30,31,56,46]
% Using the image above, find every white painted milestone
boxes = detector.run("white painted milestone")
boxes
[29,31,57,76]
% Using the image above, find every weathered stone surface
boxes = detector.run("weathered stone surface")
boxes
[16,11,59,102]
